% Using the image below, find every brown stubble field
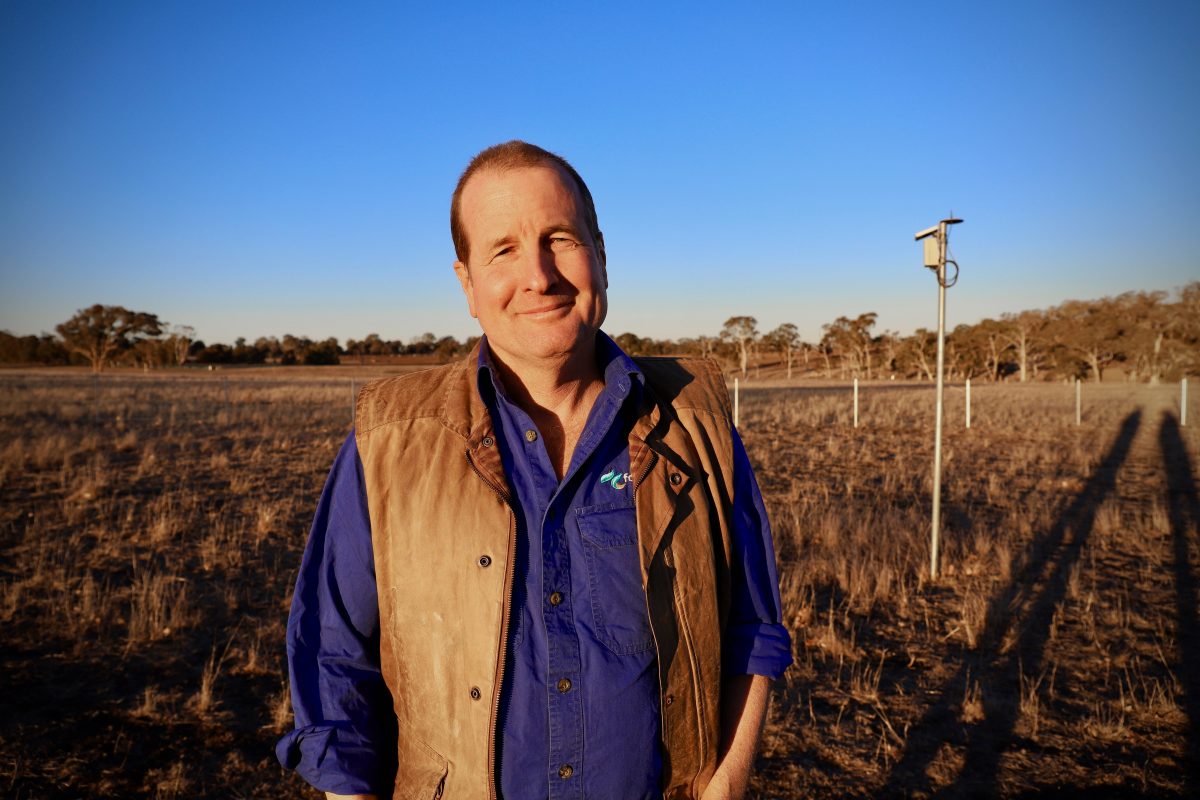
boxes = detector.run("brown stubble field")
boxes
[0,370,1196,798]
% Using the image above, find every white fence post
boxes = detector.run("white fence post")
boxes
[1183,378,1189,427]
[350,378,356,422]
[853,378,859,428]
[965,378,971,429]
[733,378,739,428]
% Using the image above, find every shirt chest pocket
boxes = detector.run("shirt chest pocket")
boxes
[576,502,655,655]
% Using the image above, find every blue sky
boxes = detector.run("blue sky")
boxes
[1,1,1197,346]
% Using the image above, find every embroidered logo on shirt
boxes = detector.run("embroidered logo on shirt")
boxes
[599,470,630,491]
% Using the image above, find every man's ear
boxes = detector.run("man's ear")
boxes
[454,260,478,319]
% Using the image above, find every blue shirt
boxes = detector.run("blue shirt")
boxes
[277,333,792,798]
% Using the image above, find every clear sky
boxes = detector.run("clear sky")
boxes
[1,1,1197,346]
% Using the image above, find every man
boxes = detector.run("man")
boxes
[277,141,791,799]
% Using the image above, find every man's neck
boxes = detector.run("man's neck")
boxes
[486,336,606,478]
[487,336,603,417]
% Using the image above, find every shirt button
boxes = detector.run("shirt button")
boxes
[548,591,563,606]
[470,686,482,700]
[478,555,492,568]
[525,429,538,442]
[482,436,494,447]
[665,694,675,707]
[670,472,682,486]
[558,764,573,779]
[557,678,572,693]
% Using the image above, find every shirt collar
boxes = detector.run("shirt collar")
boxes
[476,331,644,407]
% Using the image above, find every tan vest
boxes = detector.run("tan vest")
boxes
[355,348,737,800]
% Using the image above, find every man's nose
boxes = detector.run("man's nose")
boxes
[519,244,559,293]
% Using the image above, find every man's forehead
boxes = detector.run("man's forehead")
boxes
[460,164,582,219]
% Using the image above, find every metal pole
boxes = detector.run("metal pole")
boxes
[931,222,947,580]
[853,378,859,428]
[965,378,971,429]
[734,378,739,428]
[1075,378,1081,426]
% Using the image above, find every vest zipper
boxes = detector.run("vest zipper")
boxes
[632,445,675,794]
[465,448,516,800]
[632,447,659,493]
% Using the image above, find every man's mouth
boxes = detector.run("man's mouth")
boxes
[518,303,571,317]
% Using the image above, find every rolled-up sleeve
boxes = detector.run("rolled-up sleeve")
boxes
[276,431,397,795]
[722,427,794,679]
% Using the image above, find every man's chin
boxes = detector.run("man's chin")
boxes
[489,326,597,364]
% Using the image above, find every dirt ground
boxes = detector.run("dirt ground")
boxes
[0,370,1196,798]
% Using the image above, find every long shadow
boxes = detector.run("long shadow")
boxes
[879,411,1141,798]
[1160,412,1200,791]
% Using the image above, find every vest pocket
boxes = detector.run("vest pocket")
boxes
[392,723,448,800]
[577,502,655,655]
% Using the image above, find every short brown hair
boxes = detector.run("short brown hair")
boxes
[450,140,601,263]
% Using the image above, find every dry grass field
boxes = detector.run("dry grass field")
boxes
[0,369,1196,798]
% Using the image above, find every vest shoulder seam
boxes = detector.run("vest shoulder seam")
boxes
[355,362,463,434]
[355,412,444,438]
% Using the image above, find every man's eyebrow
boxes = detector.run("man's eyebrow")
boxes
[484,235,516,253]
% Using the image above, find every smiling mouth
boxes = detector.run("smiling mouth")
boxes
[518,304,571,316]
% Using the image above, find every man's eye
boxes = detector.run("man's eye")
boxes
[548,237,580,253]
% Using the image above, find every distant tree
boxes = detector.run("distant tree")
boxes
[900,328,937,380]
[876,330,901,377]
[434,335,461,361]
[281,334,312,365]
[233,337,265,364]
[0,331,71,365]
[345,338,366,365]
[1049,298,1125,382]
[165,325,195,367]
[676,335,717,359]
[254,336,283,364]
[356,333,383,357]
[765,323,801,379]
[816,339,835,378]
[55,304,163,373]
[408,332,437,356]
[821,313,877,378]
[721,316,758,377]
[959,318,1011,382]
[131,337,173,370]
[615,332,644,356]
[196,343,233,364]
[1165,281,1200,378]
[1000,310,1045,382]
[303,337,341,365]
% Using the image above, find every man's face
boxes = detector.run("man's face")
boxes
[454,165,607,366]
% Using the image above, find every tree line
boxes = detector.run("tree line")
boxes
[2,283,1197,381]
[634,284,1198,384]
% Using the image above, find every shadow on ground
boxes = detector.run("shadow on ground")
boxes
[1160,412,1200,794]
[879,411,1142,798]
